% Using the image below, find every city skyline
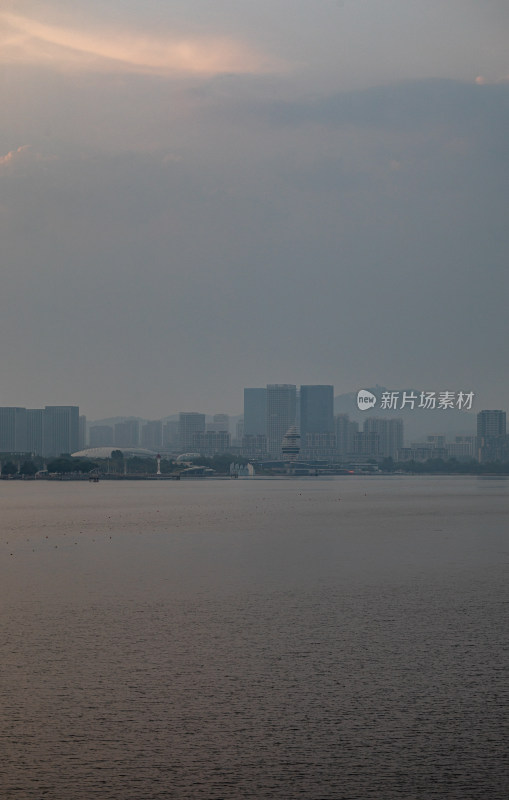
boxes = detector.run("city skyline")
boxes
[2,381,503,431]
[3,384,506,459]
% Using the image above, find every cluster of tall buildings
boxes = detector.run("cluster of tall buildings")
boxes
[88,413,232,456]
[90,419,165,450]
[0,396,507,465]
[242,385,403,461]
[0,406,83,457]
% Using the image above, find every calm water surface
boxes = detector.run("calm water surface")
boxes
[0,476,507,799]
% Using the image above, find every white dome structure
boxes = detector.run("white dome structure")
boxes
[176,453,201,463]
[71,447,158,459]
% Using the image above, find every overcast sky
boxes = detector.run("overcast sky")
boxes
[1,0,508,419]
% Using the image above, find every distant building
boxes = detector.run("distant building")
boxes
[299,385,335,459]
[114,419,140,448]
[363,418,403,459]
[282,426,300,462]
[426,434,446,449]
[89,425,114,447]
[335,413,349,456]
[244,389,267,436]
[178,412,206,452]
[235,418,244,445]
[408,437,448,460]
[192,430,231,456]
[209,414,230,432]
[352,430,380,457]
[0,405,80,456]
[26,409,44,455]
[241,434,267,459]
[0,407,27,452]
[43,406,80,456]
[477,410,506,439]
[477,410,507,462]
[301,433,337,460]
[335,414,358,457]
[398,446,447,462]
[141,420,163,450]
[266,384,296,458]
[300,385,334,440]
[163,420,179,449]
[446,436,475,460]
[79,415,87,450]
[478,435,509,463]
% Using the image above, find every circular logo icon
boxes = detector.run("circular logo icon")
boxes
[357,389,377,410]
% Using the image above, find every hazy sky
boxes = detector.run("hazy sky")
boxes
[1,0,508,419]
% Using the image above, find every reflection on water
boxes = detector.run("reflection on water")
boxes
[0,477,507,798]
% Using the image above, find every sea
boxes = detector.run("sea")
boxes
[0,476,507,799]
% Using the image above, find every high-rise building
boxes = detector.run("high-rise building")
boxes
[211,414,230,432]
[26,409,44,455]
[353,430,380,457]
[192,430,231,456]
[300,386,334,439]
[0,407,27,452]
[477,410,508,462]
[141,420,163,450]
[299,385,335,459]
[335,414,359,457]
[178,412,206,452]
[43,406,80,456]
[79,415,87,450]
[114,419,140,448]
[363,418,403,459]
[244,389,267,436]
[477,410,506,439]
[235,418,244,445]
[0,405,80,456]
[266,384,296,458]
[241,434,267,459]
[163,420,179,449]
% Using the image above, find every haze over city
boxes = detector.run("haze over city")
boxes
[1,0,508,419]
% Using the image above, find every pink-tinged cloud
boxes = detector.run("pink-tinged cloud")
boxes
[0,145,57,170]
[475,74,509,85]
[0,145,31,167]
[0,12,279,76]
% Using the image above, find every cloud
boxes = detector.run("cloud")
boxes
[0,144,58,171]
[475,74,509,85]
[0,11,277,77]
[0,145,31,167]
[264,79,509,136]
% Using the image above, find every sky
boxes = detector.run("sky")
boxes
[1,0,509,420]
